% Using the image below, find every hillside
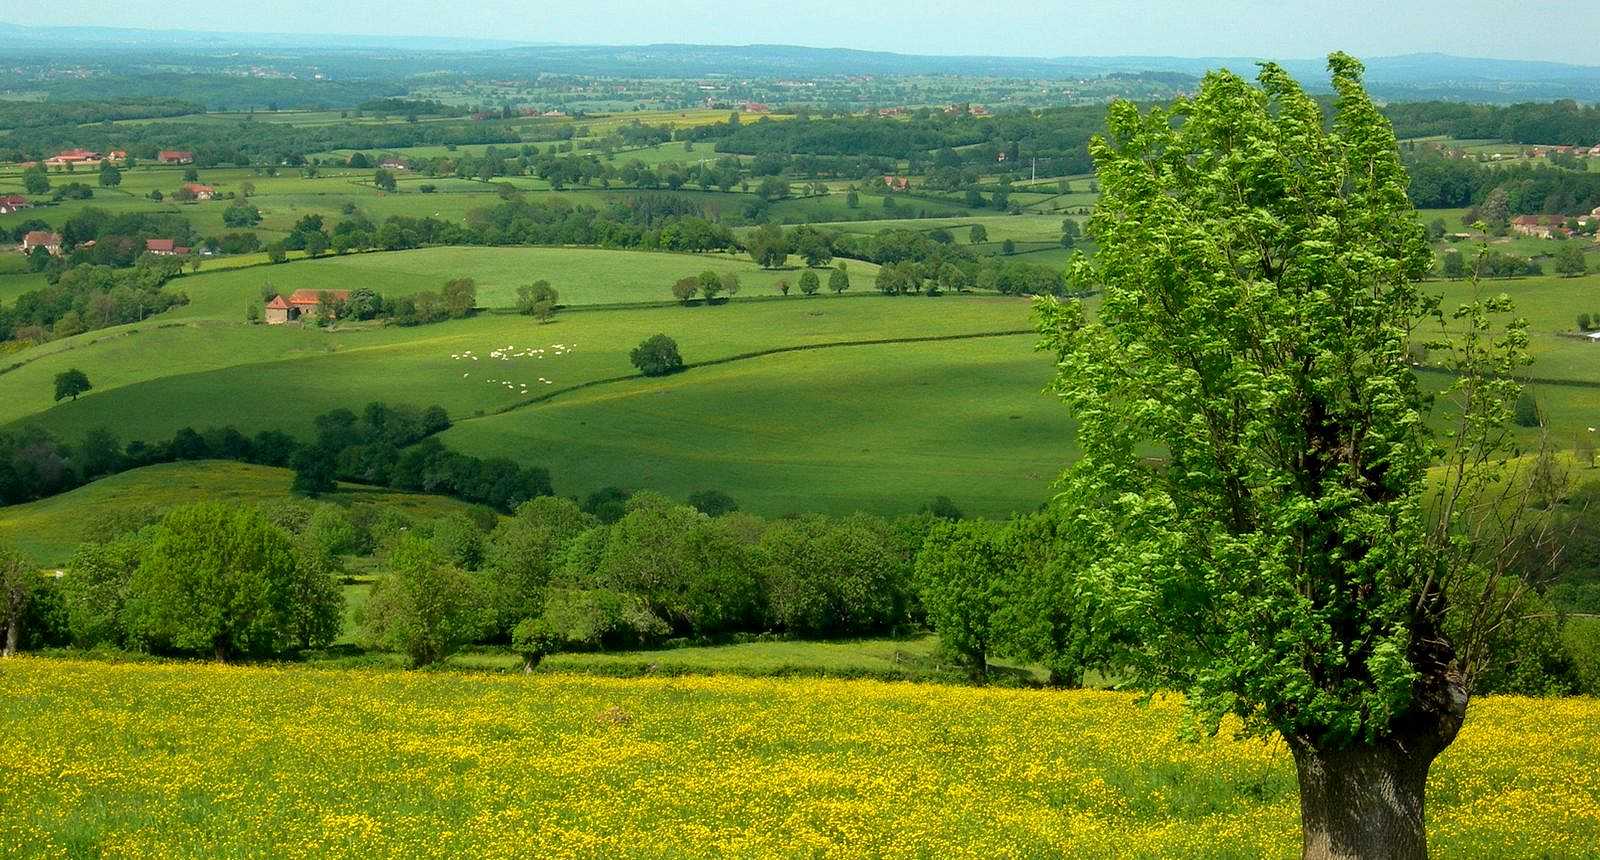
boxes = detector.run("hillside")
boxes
[1,659,1595,858]
[0,460,492,564]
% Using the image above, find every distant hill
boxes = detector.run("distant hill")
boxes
[3,22,1599,101]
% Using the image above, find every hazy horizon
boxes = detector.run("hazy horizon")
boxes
[10,0,1600,65]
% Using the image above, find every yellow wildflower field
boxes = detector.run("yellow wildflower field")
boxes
[1,658,1596,858]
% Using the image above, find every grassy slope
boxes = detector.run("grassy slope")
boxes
[168,245,882,311]
[1,659,1595,858]
[2,293,1062,515]
[0,461,492,565]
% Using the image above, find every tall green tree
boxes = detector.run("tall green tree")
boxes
[914,520,1005,681]
[123,504,304,660]
[1038,54,1545,858]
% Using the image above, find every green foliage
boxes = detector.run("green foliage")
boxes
[1555,242,1587,278]
[483,497,595,635]
[429,512,486,571]
[515,280,559,321]
[122,503,310,659]
[0,544,38,655]
[915,520,1006,680]
[688,489,739,517]
[1038,54,1533,756]
[969,224,988,244]
[361,534,492,667]
[630,334,685,377]
[758,516,908,637]
[829,264,850,294]
[798,270,820,296]
[747,223,788,269]
[59,533,145,648]
[53,369,91,402]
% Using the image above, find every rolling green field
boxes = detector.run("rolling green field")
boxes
[1,658,1595,858]
[168,245,882,312]
[3,269,1064,515]
[0,461,492,564]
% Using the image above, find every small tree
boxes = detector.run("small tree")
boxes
[0,546,37,658]
[511,615,558,672]
[1001,238,1016,255]
[969,224,988,244]
[698,270,724,303]
[916,520,1005,681]
[362,535,492,667]
[687,489,739,517]
[720,271,740,298]
[1555,242,1587,277]
[53,368,91,402]
[266,242,288,264]
[799,270,820,295]
[630,334,684,377]
[517,280,559,322]
[829,264,850,294]
[671,276,699,304]
[23,165,49,195]
[1440,248,1466,280]
[776,279,790,296]
[98,162,122,187]
[374,168,397,192]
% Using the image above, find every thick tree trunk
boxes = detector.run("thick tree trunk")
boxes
[2,617,17,658]
[1289,737,1435,860]
[1289,639,1470,860]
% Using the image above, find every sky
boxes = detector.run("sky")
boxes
[14,0,1600,64]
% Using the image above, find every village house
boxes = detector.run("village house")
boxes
[0,194,29,215]
[107,150,127,162]
[882,175,909,192]
[264,295,293,324]
[741,102,771,113]
[44,148,101,167]
[181,183,216,201]
[1511,215,1554,238]
[19,231,62,255]
[144,238,191,256]
[264,290,351,324]
[377,158,409,171]
[158,150,195,164]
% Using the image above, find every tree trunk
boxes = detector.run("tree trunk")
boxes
[1289,643,1470,860]
[213,641,228,663]
[1289,737,1436,860]
[2,617,17,658]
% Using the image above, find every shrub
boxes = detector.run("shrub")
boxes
[361,535,493,667]
[630,334,684,377]
[122,503,315,660]
[1514,389,1542,428]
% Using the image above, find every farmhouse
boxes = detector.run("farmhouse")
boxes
[378,158,409,171]
[0,194,29,215]
[19,231,62,255]
[268,288,352,322]
[1511,215,1554,238]
[145,239,190,256]
[158,150,195,164]
[182,183,216,201]
[108,150,127,162]
[882,175,909,192]
[264,295,293,325]
[44,148,101,166]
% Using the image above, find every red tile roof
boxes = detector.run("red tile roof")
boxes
[22,230,60,246]
[266,296,290,310]
[158,150,194,161]
[146,238,175,253]
[287,289,350,306]
[0,194,26,207]
[183,183,214,194]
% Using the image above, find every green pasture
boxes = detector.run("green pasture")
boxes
[0,460,490,565]
[159,245,885,317]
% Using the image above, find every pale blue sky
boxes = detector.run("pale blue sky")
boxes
[15,0,1600,64]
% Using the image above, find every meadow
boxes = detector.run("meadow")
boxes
[170,245,884,311]
[0,460,492,565]
[3,285,1064,515]
[0,658,1596,859]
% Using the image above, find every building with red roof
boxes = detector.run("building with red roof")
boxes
[0,194,29,215]
[181,183,215,201]
[146,238,177,255]
[158,150,195,164]
[264,295,293,325]
[19,231,62,255]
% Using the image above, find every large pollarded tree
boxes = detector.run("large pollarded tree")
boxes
[1039,55,1548,858]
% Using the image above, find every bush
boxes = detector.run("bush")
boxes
[361,535,493,667]
[122,503,320,660]
[630,334,684,377]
